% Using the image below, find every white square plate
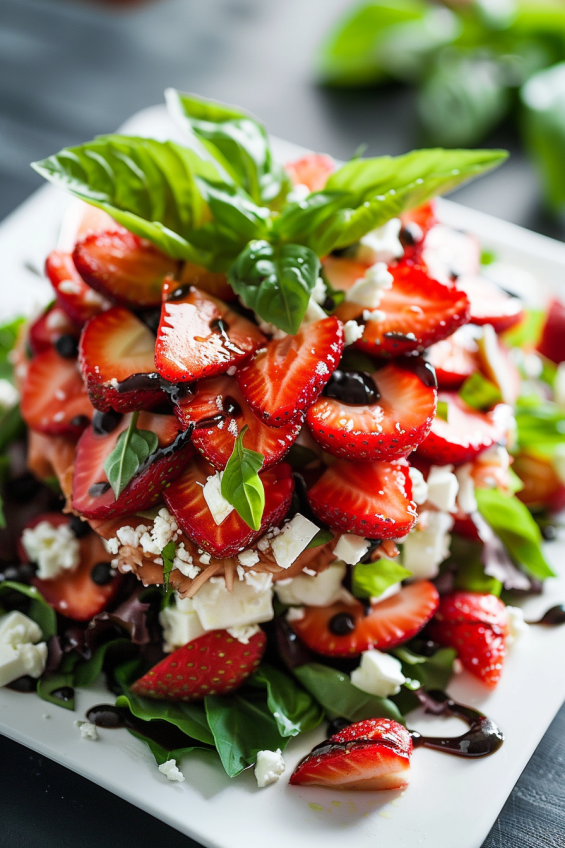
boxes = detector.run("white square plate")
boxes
[1,105,565,848]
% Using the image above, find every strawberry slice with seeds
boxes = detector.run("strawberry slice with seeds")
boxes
[131,628,267,701]
[285,153,335,191]
[416,393,508,465]
[164,454,294,557]
[155,282,265,382]
[21,348,93,438]
[289,581,438,657]
[306,359,437,461]
[237,317,344,427]
[456,274,524,333]
[45,250,109,326]
[175,375,300,470]
[428,591,508,687]
[79,306,165,413]
[290,718,412,790]
[73,228,179,308]
[307,459,416,539]
[72,412,194,520]
[335,262,471,356]
[24,512,123,621]
[28,305,79,356]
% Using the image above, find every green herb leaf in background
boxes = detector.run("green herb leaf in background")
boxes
[459,371,502,410]
[221,425,265,530]
[0,317,24,382]
[515,396,565,457]
[294,663,403,723]
[352,558,411,599]
[161,541,176,595]
[249,663,324,737]
[103,412,158,500]
[228,240,320,334]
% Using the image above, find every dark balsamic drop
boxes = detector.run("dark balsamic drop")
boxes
[329,612,356,636]
[88,482,111,497]
[7,675,37,692]
[410,690,504,758]
[398,356,438,388]
[210,317,230,334]
[114,372,162,394]
[92,409,123,436]
[384,332,417,343]
[87,704,129,729]
[91,561,114,585]
[51,686,74,703]
[9,473,43,502]
[541,524,558,541]
[223,395,242,417]
[69,514,90,538]
[399,222,423,247]
[86,703,207,751]
[528,604,565,626]
[167,285,190,302]
[323,370,379,405]
[54,334,79,359]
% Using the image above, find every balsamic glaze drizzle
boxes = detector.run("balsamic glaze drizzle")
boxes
[527,604,565,626]
[409,690,504,758]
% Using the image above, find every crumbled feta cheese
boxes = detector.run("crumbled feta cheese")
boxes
[408,467,428,505]
[343,320,364,346]
[0,378,19,409]
[21,520,80,580]
[286,183,310,204]
[0,611,47,687]
[199,552,211,565]
[158,759,185,782]
[402,511,453,579]
[426,465,459,513]
[302,298,327,325]
[275,562,347,607]
[345,262,393,309]
[115,524,148,549]
[202,472,234,525]
[371,581,401,604]
[172,543,201,579]
[140,508,179,555]
[75,720,98,740]
[311,277,327,305]
[192,575,274,630]
[350,649,406,697]
[244,571,273,591]
[271,514,319,569]
[226,624,261,644]
[333,534,370,565]
[238,549,260,568]
[505,606,529,647]
[159,595,205,652]
[362,308,386,323]
[286,606,305,622]
[105,537,120,555]
[356,218,404,265]
[455,463,478,515]
[254,749,285,788]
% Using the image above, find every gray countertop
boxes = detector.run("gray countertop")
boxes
[0,1,564,846]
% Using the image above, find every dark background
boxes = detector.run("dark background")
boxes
[0,1,564,846]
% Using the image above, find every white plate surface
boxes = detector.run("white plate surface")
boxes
[1,105,565,848]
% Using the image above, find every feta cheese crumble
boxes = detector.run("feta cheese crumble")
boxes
[21,520,80,580]
[402,511,453,579]
[192,574,273,631]
[301,297,327,325]
[140,508,179,556]
[254,749,285,788]
[226,624,261,644]
[311,276,327,305]
[333,534,370,565]
[172,543,201,579]
[408,467,428,505]
[505,606,529,647]
[202,472,234,525]
[237,549,260,568]
[0,378,19,409]
[345,262,394,309]
[455,463,478,514]
[0,611,47,687]
[426,465,459,513]
[350,649,406,697]
[74,720,98,740]
[275,562,347,607]
[159,594,205,652]
[271,514,319,569]
[343,320,364,346]
[158,759,185,782]
[355,218,404,265]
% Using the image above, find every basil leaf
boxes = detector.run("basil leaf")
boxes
[352,559,411,599]
[167,89,290,206]
[294,663,403,723]
[249,663,324,737]
[221,425,265,530]
[272,191,350,253]
[194,178,271,243]
[436,400,449,422]
[32,135,223,262]
[126,727,209,767]
[448,535,503,597]
[475,488,555,580]
[205,693,287,777]
[37,672,75,711]
[459,371,502,411]
[161,540,176,595]
[393,645,455,691]
[0,581,57,640]
[0,316,24,382]
[323,148,508,249]
[73,637,132,688]
[229,240,320,334]
[103,412,158,499]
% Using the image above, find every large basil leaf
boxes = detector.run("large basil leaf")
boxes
[221,426,265,531]
[103,412,158,499]
[352,558,411,599]
[249,663,324,737]
[205,694,287,777]
[167,89,290,206]
[475,488,555,580]
[272,191,349,248]
[0,581,57,640]
[323,147,508,249]
[229,240,320,334]
[294,663,403,723]
[32,135,223,262]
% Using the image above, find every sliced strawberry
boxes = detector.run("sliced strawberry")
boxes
[164,455,294,557]
[130,628,266,701]
[285,153,335,191]
[456,274,524,333]
[335,263,471,357]
[537,298,565,363]
[175,375,300,470]
[21,512,122,621]
[72,412,194,520]
[237,317,344,427]
[73,228,179,308]
[428,591,508,687]
[20,348,92,437]
[155,282,265,382]
[290,718,412,791]
[421,224,481,284]
[307,459,416,539]
[290,582,438,657]
[307,359,437,461]
[45,250,109,327]
[79,306,165,413]
[427,328,479,390]
[399,202,437,262]
[28,306,79,357]
[416,393,508,465]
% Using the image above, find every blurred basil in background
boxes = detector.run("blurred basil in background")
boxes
[316,0,565,218]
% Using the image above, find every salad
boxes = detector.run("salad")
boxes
[0,89,564,793]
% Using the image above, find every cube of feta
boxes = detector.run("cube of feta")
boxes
[402,511,453,579]
[275,562,347,607]
[355,218,404,265]
[159,596,205,652]
[350,649,406,697]
[192,575,274,631]
[408,467,428,505]
[254,749,285,788]
[75,720,98,740]
[203,473,234,525]
[455,463,478,515]
[271,514,319,570]
[426,465,459,513]
[333,534,370,565]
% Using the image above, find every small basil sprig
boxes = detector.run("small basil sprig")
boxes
[103,412,158,499]
[352,558,411,599]
[161,541,176,594]
[221,425,265,530]
[229,240,320,335]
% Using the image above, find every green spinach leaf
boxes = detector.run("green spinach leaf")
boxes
[294,663,403,723]
[249,663,324,737]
